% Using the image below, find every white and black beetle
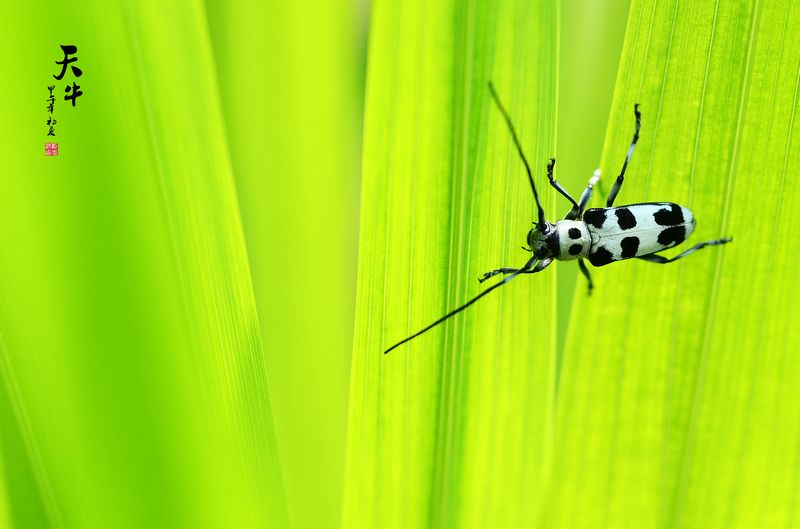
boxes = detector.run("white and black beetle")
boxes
[384,83,732,354]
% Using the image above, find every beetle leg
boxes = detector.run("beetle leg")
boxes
[479,267,521,282]
[479,257,553,283]
[546,158,580,212]
[577,258,594,295]
[566,169,601,220]
[606,104,641,207]
[636,237,732,264]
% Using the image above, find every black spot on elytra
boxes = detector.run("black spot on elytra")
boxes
[615,208,637,230]
[569,244,583,256]
[588,247,614,267]
[657,226,686,247]
[620,236,639,258]
[583,209,606,229]
[568,227,582,239]
[654,203,684,226]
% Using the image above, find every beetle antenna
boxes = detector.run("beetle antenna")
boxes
[384,256,540,354]
[487,81,546,228]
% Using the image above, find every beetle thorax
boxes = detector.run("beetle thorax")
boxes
[553,220,591,261]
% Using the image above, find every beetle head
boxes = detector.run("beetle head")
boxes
[526,222,559,260]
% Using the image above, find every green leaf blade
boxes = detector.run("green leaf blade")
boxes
[344,1,559,527]
[553,1,800,527]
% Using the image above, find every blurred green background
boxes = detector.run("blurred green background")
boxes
[3,0,799,528]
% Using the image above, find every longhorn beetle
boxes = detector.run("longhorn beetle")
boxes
[384,82,732,354]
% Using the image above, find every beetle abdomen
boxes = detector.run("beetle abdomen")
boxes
[584,203,695,267]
